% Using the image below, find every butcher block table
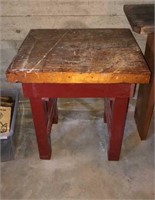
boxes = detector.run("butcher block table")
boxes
[124,4,154,140]
[6,29,150,160]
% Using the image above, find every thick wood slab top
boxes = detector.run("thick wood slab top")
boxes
[7,29,150,84]
[124,4,154,34]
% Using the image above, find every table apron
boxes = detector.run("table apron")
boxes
[22,83,135,98]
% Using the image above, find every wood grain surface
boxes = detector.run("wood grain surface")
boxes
[6,29,150,84]
[124,4,154,34]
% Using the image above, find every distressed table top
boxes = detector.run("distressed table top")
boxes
[124,4,154,34]
[6,29,150,84]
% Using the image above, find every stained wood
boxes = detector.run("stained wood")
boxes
[6,29,150,84]
[135,33,154,139]
[124,4,154,34]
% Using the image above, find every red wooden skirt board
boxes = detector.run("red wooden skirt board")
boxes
[22,83,135,161]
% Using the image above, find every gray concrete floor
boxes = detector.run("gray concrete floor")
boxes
[0,97,154,200]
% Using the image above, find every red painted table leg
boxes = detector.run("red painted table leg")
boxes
[104,99,113,124]
[52,99,58,124]
[46,98,58,124]
[106,97,129,161]
[30,98,52,159]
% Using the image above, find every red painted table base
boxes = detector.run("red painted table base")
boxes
[23,83,135,161]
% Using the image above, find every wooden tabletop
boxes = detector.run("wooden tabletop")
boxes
[6,29,150,84]
[124,4,154,34]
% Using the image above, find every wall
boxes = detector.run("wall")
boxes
[0,0,154,89]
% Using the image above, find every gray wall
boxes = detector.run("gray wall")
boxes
[0,0,153,89]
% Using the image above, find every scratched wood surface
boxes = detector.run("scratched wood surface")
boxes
[124,4,154,34]
[6,29,150,84]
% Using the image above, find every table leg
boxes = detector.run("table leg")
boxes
[105,98,129,160]
[29,98,52,159]
[45,98,58,124]
[52,99,58,124]
[134,33,154,140]
[104,99,114,124]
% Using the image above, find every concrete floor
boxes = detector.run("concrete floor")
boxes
[0,97,154,200]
